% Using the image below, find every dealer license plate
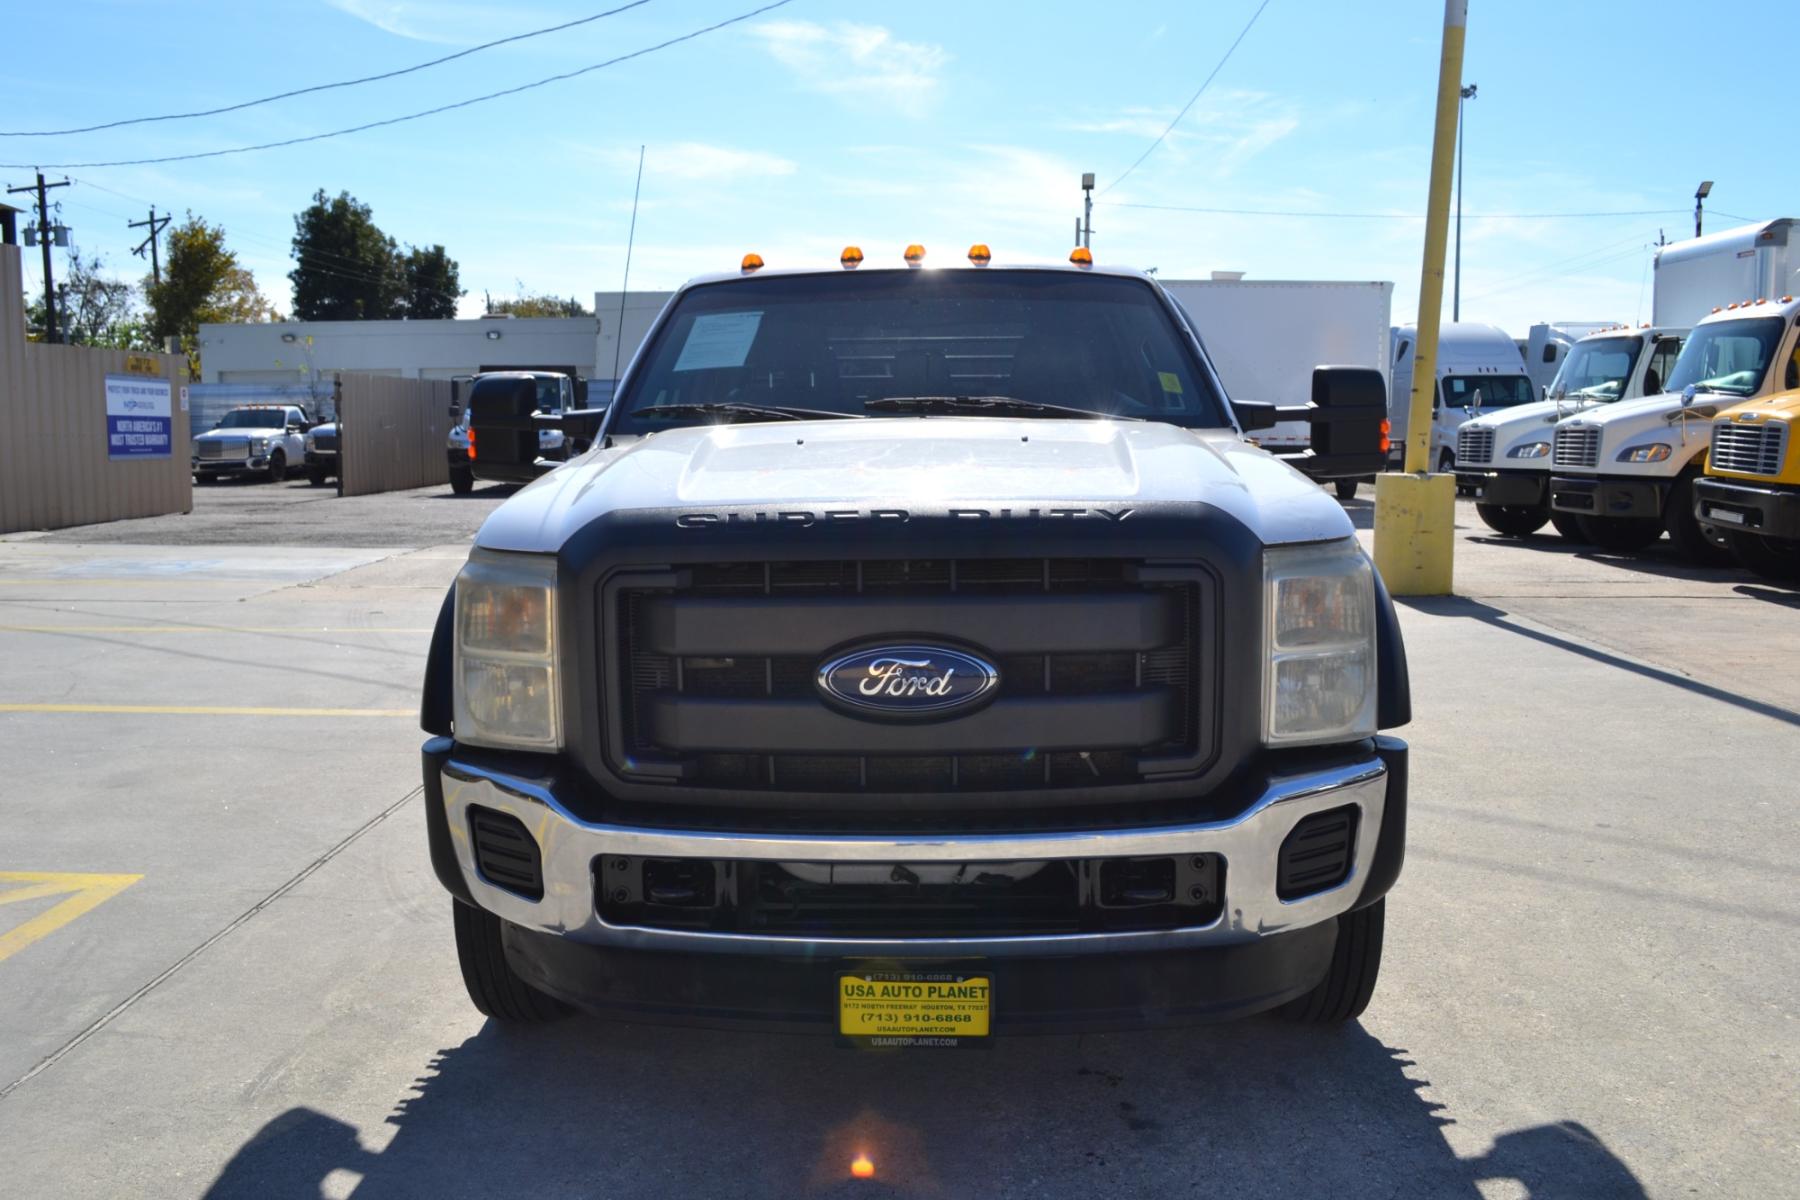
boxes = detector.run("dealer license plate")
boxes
[838,970,990,1047]
[1706,507,1747,525]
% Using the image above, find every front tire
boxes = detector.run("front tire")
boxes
[266,451,287,483]
[307,465,328,487]
[452,901,569,1024]
[450,466,475,495]
[1277,900,1385,1024]
[1724,530,1800,581]
[1334,479,1358,501]
[1475,503,1548,537]
[1664,475,1732,565]
[1548,511,1588,541]
[1578,514,1663,552]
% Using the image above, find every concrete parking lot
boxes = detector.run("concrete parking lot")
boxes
[1,485,1795,1198]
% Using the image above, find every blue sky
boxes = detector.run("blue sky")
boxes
[5,0,1794,335]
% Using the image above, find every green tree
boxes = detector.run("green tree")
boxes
[401,243,463,319]
[144,214,277,374]
[22,249,154,348]
[486,287,592,318]
[289,189,403,320]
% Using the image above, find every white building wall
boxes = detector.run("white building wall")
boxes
[593,291,673,395]
[196,316,602,385]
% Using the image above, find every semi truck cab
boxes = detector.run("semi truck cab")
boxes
[1549,297,1800,560]
[1455,326,1686,537]
[1694,383,1800,579]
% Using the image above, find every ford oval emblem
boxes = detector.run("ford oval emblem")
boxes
[817,644,1000,719]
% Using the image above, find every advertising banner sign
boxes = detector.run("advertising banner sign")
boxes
[105,374,173,459]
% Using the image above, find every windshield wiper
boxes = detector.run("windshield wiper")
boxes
[864,395,1141,421]
[632,402,862,424]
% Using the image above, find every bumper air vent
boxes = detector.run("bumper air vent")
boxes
[1277,805,1360,900]
[468,805,544,901]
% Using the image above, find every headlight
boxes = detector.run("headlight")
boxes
[1507,441,1550,459]
[1617,443,1671,463]
[249,437,269,454]
[453,550,561,750]
[304,433,317,451]
[1263,540,1376,747]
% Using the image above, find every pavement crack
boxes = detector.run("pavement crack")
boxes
[0,786,424,1103]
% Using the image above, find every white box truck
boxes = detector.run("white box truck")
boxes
[1521,321,1615,393]
[1161,279,1392,496]
[1653,219,1797,328]
[1389,322,1536,474]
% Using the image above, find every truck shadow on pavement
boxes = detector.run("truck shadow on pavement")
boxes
[202,1019,1646,1199]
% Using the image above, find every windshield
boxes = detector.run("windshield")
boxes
[1439,374,1535,410]
[611,270,1228,433]
[1549,336,1642,400]
[216,409,287,429]
[1664,317,1786,398]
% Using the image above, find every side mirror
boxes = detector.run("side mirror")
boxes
[1681,384,1697,407]
[1270,366,1390,483]
[1232,400,1279,432]
[468,376,543,473]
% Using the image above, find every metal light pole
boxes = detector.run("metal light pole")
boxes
[1694,180,1713,239]
[1080,173,1095,249]
[1453,83,1476,321]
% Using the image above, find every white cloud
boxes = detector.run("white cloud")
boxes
[748,20,949,117]
[642,142,796,181]
[323,0,551,45]
[1065,90,1300,181]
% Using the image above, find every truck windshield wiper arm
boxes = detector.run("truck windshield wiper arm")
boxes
[631,403,863,423]
[864,395,1141,421]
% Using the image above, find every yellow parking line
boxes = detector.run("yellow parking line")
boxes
[0,703,414,717]
[0,872,142,964]
[0,626,432,634]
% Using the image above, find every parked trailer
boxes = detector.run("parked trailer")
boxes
[1160,279,1392,486]
[1521,321,1614,393]
[1653,219,1797,328]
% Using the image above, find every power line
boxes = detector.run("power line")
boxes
[1098,0,1274,196]
[1107,202,1692,220]
[0,0,658,137]
[1,0,795,170]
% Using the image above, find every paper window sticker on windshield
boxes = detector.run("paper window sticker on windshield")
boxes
[673,311,764,372]
[1158,371,1184,395]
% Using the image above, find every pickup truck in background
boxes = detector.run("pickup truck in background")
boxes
[192,404,311,483]
[419,251,1406,1041]
[450,370,584,493]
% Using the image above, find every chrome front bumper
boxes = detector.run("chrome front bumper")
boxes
[439,756,1391,958]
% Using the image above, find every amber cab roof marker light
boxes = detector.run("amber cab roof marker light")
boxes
[904,244,927,268]
[1069,246,1093,267]
[840,246,863,270]
[967,243,992,266]
[740,253,764,274]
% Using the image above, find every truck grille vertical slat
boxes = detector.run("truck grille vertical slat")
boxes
[1710,421,1786,476]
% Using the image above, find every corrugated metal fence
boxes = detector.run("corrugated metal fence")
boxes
[0,243,192,535]
[338,372,454,497]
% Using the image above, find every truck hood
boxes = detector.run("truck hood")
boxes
[475,417,1351,553]
[1463,398,1604,462]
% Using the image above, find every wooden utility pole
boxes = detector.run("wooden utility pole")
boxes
[130,206,171,286]
[7,172,70,342]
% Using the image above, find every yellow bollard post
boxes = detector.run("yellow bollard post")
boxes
[1374,0,1468,597]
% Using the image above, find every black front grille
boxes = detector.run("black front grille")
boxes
[1277,806,1359,900]
[607,558,1210,795]
[311,433,339,453]
[597,854,1225,937]
[469,806,544,900]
